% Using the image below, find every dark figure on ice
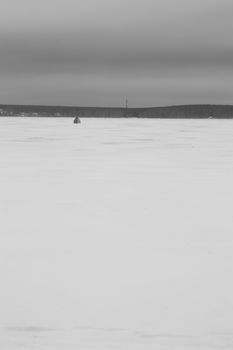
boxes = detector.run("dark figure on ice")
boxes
[73,116,81,124]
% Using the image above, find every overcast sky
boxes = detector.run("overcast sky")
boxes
[0,0,233,106]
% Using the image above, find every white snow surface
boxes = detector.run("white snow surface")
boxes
[1,117,233,349]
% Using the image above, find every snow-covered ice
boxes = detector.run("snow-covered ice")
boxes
[1,117,233,349]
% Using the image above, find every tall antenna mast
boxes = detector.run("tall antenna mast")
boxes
[125,98,128,109]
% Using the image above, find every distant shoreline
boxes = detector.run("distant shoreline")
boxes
[1,104,233,118]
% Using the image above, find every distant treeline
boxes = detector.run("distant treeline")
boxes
[1,104,233,118]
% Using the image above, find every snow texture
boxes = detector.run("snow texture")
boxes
[1,117,233,349]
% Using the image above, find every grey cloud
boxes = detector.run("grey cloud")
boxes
[1,32,233,77]
[0,0,233,105]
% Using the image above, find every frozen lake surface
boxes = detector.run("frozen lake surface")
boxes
[1,117,233,349]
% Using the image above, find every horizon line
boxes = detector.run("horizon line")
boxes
[1,103,233,109]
